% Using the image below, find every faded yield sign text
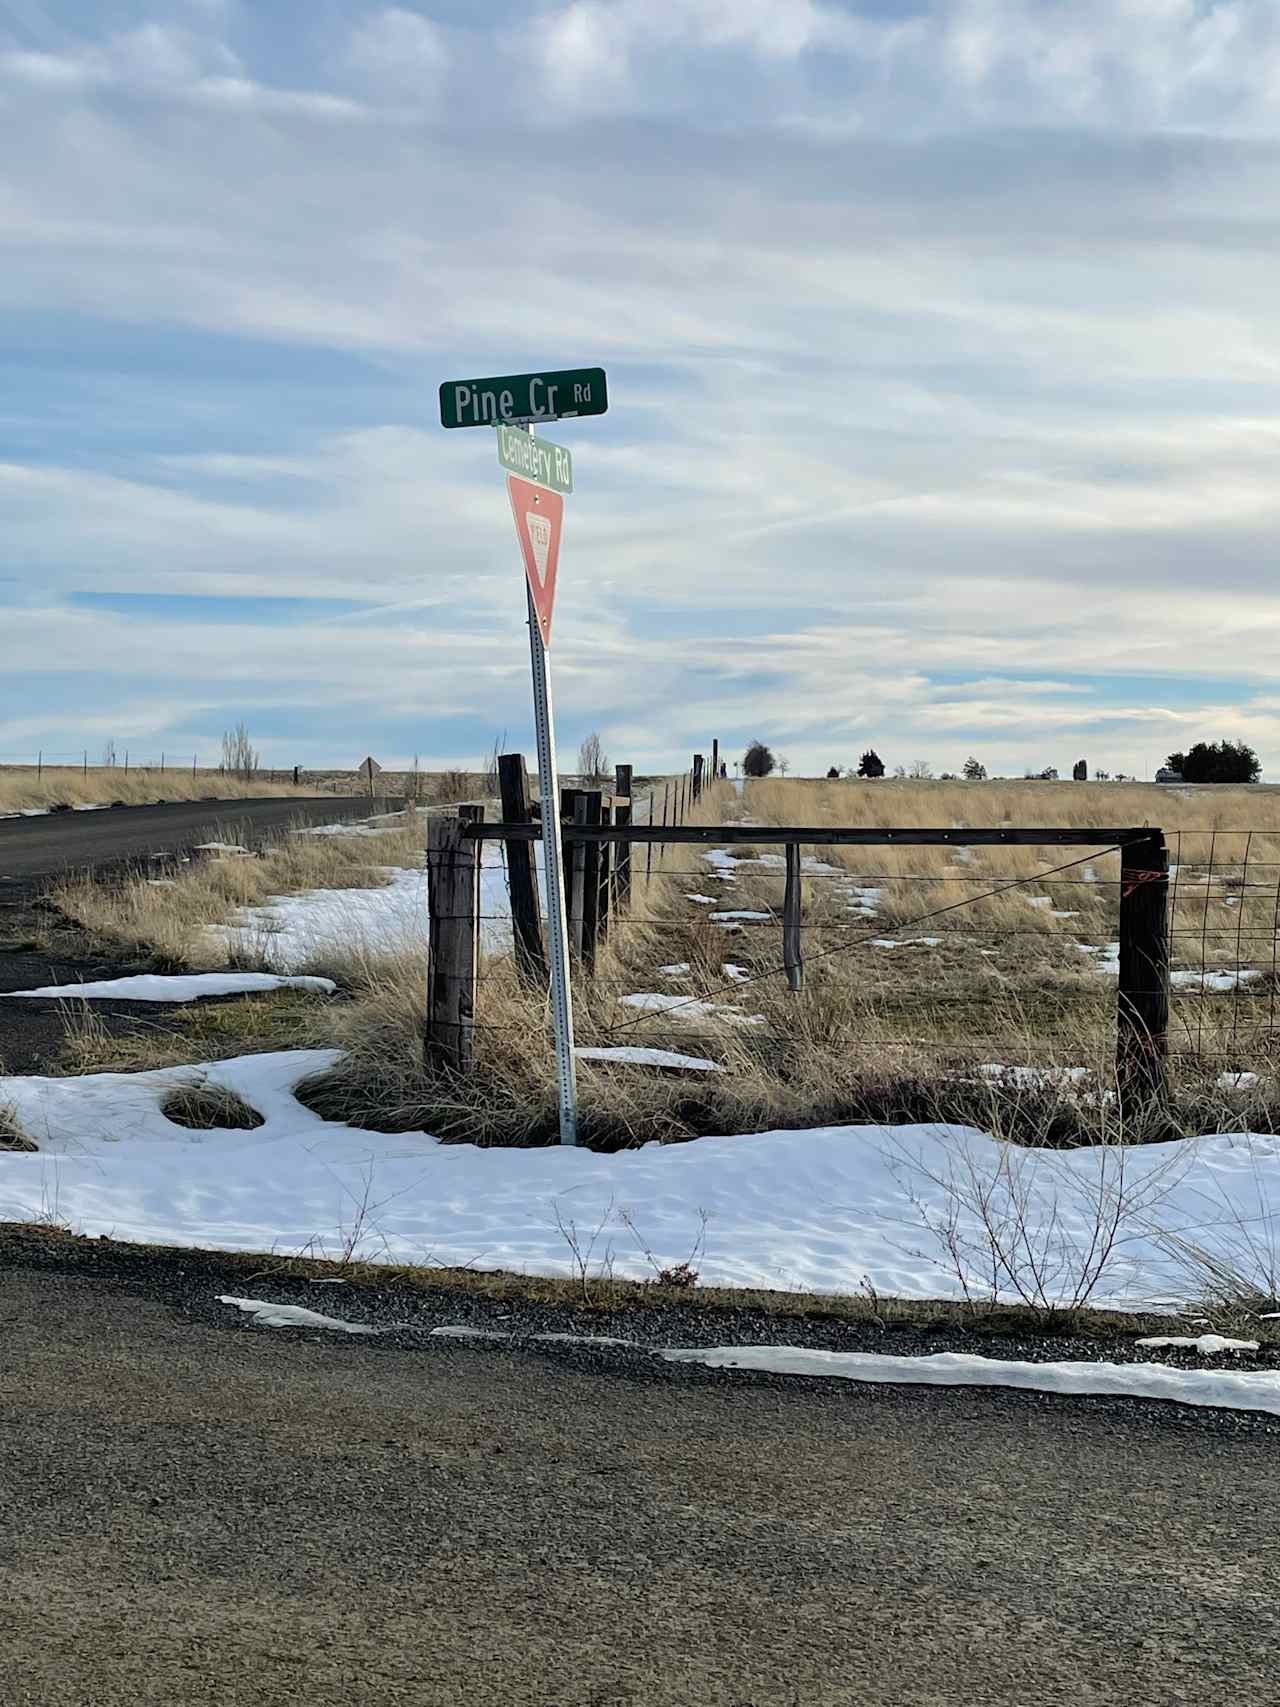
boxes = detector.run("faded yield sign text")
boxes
[507,475,563,647]
[439,367,607,429]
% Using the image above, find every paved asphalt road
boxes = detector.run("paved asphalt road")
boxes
[3,1256,1277,1707]
[0,796,378,882]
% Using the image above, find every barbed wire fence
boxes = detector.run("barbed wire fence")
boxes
[420,752,1279,1109]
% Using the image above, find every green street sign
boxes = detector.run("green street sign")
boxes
[495,422,573,495]
[439,367,607,429]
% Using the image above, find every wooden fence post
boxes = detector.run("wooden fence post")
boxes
[597,801,613,943]
[783,842,804,992]
[711,739,719,785]
[580,789,603,972]
[563,787,586,959]
[614,763,633,910]
[692,753,704,801]
[1117,831,1169,1113]
[499,752,547,985]
[426,813,480,1072]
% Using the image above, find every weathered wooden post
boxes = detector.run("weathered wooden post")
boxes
[597,801,613,943]
[1117,830,1169,1114]
[711,739,719,786]
[783,842,804,993]
[563,787,587,959]
[580,789,603,972]
[498,752,548,985]
[692,753,704,801]
[614,763,633,910]
[426,812,480,1072]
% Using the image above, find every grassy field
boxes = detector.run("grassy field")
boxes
[50,810,430,970]
[0,764,316,815]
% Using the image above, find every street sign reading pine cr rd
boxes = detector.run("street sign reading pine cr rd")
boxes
[439,367,607,429]
[496,422,573,495]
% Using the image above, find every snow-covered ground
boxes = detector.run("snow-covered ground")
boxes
[2,1047,1279,1311]
[214,847,520,971]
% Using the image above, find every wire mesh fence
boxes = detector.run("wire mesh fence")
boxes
[470,811,1280,1079]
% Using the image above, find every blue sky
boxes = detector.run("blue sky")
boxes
[4,1,1280,776]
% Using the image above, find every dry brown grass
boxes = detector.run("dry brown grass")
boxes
[0,764,318,815]
[0,1104,36,1151]
[162,1080,265,1131]
[288,774,1280,1146]
[49,811,429,973]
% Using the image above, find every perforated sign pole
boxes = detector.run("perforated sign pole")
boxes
[523,423,579,1146]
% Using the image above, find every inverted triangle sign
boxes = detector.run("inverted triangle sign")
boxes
[507,473,564,647]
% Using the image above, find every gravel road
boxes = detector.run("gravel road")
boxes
[0,795,379,882]
[3,1246,1277,1707]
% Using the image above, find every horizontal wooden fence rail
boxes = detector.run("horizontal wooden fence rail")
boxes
[464,824,1155,847]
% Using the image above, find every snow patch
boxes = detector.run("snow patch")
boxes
[1171,969,1261,992]
[10,972,336,1003]
[575,1046,724,1073]
[620,994,765,1027]
[219,1296,378,1334]
[659,1346,1280,1419]
[1136,1334,1259,1354]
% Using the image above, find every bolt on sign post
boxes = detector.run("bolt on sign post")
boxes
[440,368,607,1146]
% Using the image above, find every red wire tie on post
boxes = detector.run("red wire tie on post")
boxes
[1121,868,1167,899]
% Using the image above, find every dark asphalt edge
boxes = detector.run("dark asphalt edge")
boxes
[4,1226,1279,1437]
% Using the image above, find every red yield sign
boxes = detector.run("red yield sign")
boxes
[507,474,564,647]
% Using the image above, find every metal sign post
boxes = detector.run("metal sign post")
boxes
[522,422,578,1146]
[441,366,605,1145]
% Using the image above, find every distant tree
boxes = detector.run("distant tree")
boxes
[1025,766,1059,781]
[1072,759,1088,782]
[962,756,986,781]
[221,722,259,781]
[826,766,841,779]
[893,764,907,778]
[778,756,790,777]
[908,759,934,780]
[857,749,885,778]
[577,731,609,784]
[743,740,775,779]
[1174,740,1261,784]
[939,771,958,780]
